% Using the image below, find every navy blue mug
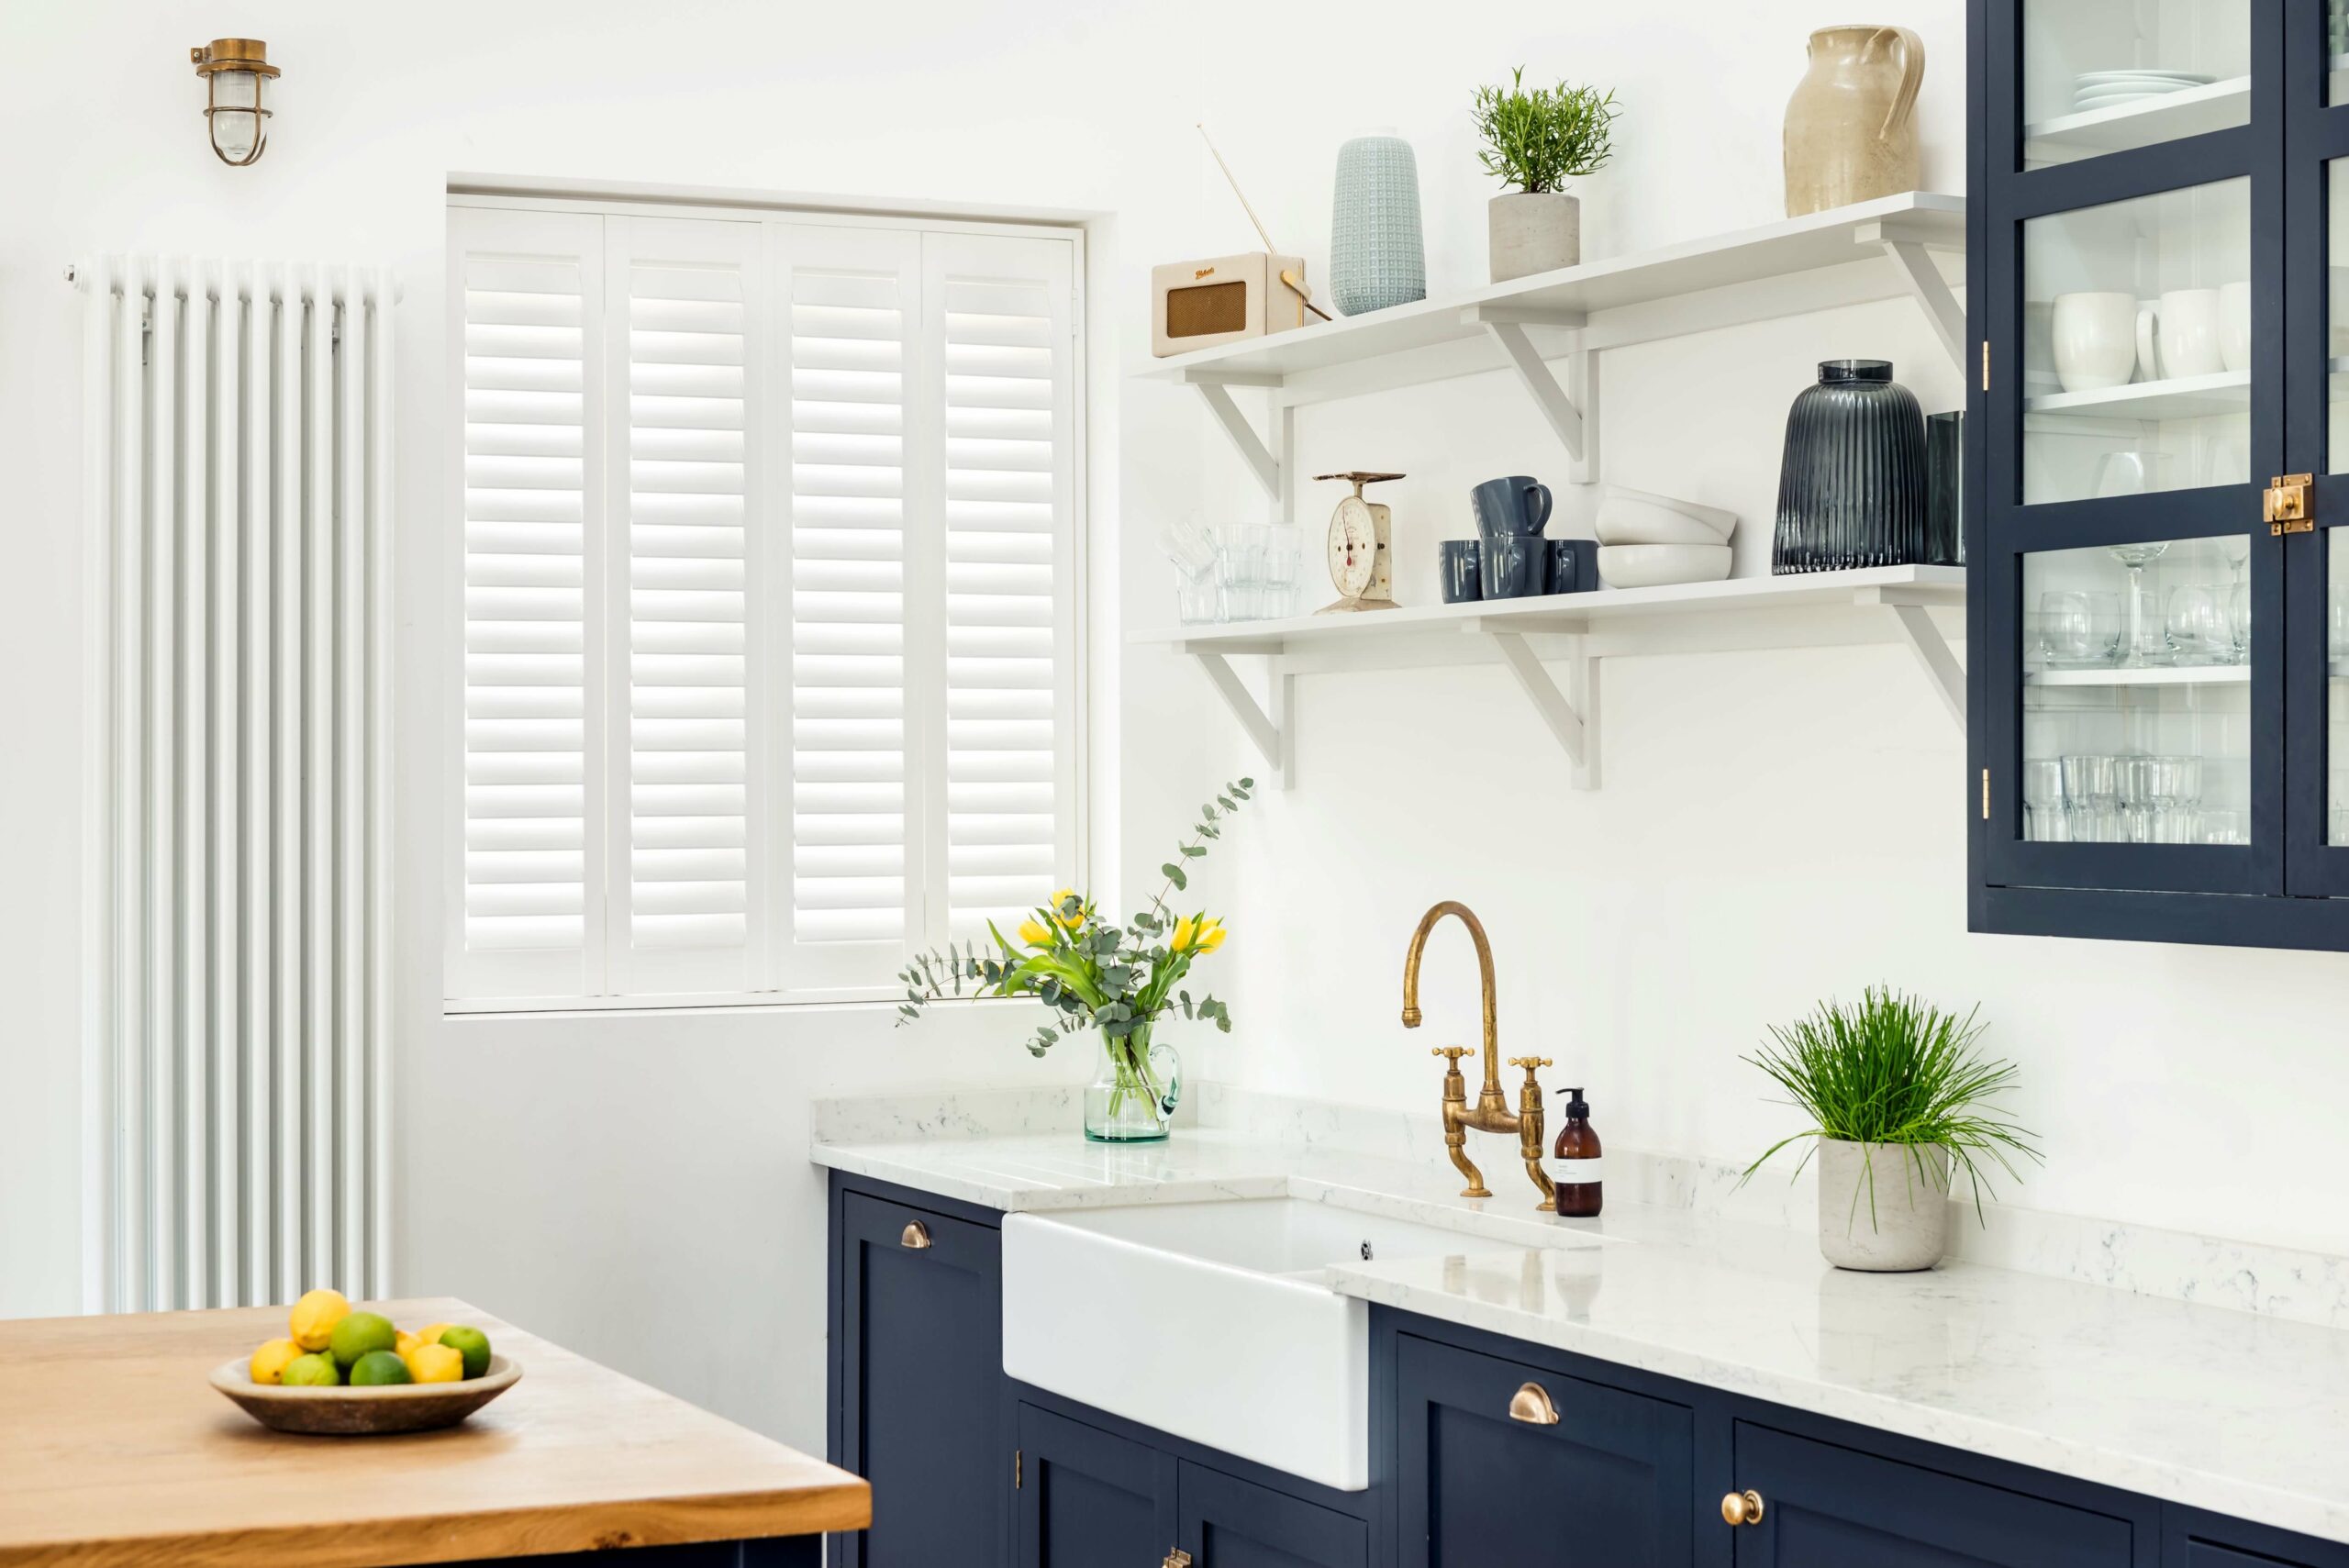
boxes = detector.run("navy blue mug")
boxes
[1471,476,1553,539]
[1480,535,1547,599]
[1546,539,1598,594]
[1438,539,1484,603]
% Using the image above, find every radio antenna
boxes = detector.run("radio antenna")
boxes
[1196,124,1330,322]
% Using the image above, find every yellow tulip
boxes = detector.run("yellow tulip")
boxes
[1050,888,1085,928]
[1018,918,1052,947]
[1171,916,1198,953]
[1196,918,1227,953]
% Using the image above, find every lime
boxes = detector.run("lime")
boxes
[281,1351,341,1386]
[348,1350,412,1386]
[328,1310,398,1369]
[438,1326,492,1380]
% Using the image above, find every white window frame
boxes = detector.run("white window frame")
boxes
[443,190,1089,1015]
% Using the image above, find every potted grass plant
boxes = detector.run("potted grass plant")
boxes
[1473,67,1620,281]
[1742,987,2039,1272]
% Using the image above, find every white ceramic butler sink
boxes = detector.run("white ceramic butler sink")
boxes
[1001,1198,1507,1490]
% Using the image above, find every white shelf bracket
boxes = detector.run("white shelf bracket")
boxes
[1184,648,1294,789]
[1186,378,1282,502]
[1470,307,1598,484]
[1860,224,1966,373]
[1884,601,1966,730]
[1476,627,1592,782]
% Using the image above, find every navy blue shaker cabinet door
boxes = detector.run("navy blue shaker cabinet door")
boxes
[1731,1423,2137,1566]
[1018,1403,1178,1568]
[1395,1332,1695,1568]
[836,1192,1007,1568]
[1178,1459,1369,1568]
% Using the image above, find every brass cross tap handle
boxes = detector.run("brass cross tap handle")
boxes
[1431,1046,1473,1062]
[1721,1489,1766,1526]
[1507,1055,1553,1080]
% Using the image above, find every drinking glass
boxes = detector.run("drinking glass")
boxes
[2200,808,2249,846]
[2221,538,2251,662]
[2037,591,2094,668]
[2061,753,2121,842]
[2165,583,2232,666]
[2022,758,2068,842]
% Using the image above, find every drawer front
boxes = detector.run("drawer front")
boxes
[838,1191,1005,1568]
[1179,1458,1368,1568]
[1731,1422,2136,1567]
[1396,1332,1695,1568]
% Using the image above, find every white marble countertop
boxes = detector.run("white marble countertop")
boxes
[814,1111,2349,1545]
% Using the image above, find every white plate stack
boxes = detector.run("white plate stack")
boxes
[2070,69,2216,115]
[1592,485,1737,588]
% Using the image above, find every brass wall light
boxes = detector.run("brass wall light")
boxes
[190,39,278,166]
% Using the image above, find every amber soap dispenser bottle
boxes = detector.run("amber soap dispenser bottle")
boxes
[1551,1087,1602,1218]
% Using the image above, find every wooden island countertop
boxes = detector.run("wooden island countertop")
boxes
[0,1297,870,1567]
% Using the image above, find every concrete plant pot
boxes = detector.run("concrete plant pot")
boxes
[1489,192,1581,282]
[1816,1139,1949,1272]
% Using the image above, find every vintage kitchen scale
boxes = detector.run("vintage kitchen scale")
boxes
[1316,472,1404,614]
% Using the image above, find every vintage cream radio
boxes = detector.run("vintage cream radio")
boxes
[1152,127,1330,357]
[1151,253,1312,357]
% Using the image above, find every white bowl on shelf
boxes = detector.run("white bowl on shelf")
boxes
[1597,543,1732,589]
[1593,484,1737,546]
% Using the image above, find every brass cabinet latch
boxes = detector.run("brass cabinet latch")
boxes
[2267,473,2313,534]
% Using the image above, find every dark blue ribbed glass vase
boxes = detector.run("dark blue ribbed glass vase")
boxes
[1771,360,1928,573]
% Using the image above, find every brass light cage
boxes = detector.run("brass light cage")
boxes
[190,39,279,167]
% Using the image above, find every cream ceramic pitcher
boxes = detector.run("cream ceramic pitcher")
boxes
[1784,24,1924,217]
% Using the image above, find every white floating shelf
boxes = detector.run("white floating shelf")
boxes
[1141,192,1965,510]
[2027,663,2249,687]
[2022,77,2252,160]
[2024,369,2248,422]
[1137,565,1966,790]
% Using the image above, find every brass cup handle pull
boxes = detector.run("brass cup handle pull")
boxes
[900,1221,931,1250]
[1508,1381,1561,1425]
[1721,1488,1765,1527]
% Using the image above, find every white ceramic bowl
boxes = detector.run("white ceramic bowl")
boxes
[1593,484,1737,546]
[1597,544,1732,589]
[2073,69,2213,85]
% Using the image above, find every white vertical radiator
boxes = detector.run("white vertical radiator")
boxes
[75,258,395,1313]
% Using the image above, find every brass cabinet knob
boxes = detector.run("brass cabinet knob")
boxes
[1507,1382,1561,1425]
[1721,1489,1765,1526]
[899,1221,931,1250]
[1163,1551,1193,1568]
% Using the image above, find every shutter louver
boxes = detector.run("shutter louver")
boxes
[929,235,1076,944]
[781,227,921,960]
[454,211,605,998]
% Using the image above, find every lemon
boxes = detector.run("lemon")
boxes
[407,1342,464,1384]
[328,1310,397,1370]
[281,1351,341,1386]
[437,1326,492,1380]
[349,1350,412,1386]
[249,1339,301,1385]
[288,1288,350,1351]
[412,1321,455,1349]
[395,1330,422,1359]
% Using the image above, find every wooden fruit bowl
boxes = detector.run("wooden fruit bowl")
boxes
[208,1354,521,1435]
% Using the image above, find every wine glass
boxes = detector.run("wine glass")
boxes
[2220,537,2250,662]
[2110,542,2173,668]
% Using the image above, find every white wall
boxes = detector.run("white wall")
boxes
[10,0,2349,1462]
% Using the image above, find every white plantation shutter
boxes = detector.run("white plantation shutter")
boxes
[447,201,1081,1007]
[606,217,765,995]
[928,234,1078,945]
[450,210,607,1000]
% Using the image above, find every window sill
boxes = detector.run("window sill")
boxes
[441,990,1009,1023]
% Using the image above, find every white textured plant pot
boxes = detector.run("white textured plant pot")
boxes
[1816,1140,1949,1272]
[1489,192,1581,282]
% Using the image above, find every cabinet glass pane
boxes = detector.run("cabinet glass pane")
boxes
[2332,161,2349,473]
[2023,180,2251,506]
[2331,536,2349,843]
[2021,537,2251,845]
[2331,3,2349,106]
[2024,0,2248,170]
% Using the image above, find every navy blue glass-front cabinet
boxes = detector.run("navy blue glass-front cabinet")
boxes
[1968,0,2349,948]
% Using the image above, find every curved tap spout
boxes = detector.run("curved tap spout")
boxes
[1400,900,1501,1103]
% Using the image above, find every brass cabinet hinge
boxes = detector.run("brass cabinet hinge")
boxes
[2267,473,2314,535]
[1980,339,1990,392]
[1015,1448,1022,1489]
[1981,768,1990,821]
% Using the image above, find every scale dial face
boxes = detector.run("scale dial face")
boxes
[1327,495,1380,599]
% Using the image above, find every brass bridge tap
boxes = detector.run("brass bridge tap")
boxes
[1400,901,1557,1212]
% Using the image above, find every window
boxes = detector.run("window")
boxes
[445,198,1083,1007]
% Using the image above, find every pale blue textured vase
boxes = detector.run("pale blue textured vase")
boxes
[1330,131,1426,316]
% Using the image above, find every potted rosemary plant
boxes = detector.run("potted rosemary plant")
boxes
[1472,67,1620,280]
[1742,987,2039,1272]
[896,779,1252,1143]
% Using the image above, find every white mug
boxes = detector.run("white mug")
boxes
[2138,288,2225,381]
[2219,281,2253,374]
[2052,291,2138,393]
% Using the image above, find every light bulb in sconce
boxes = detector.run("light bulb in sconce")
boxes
[191,39,278,166]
